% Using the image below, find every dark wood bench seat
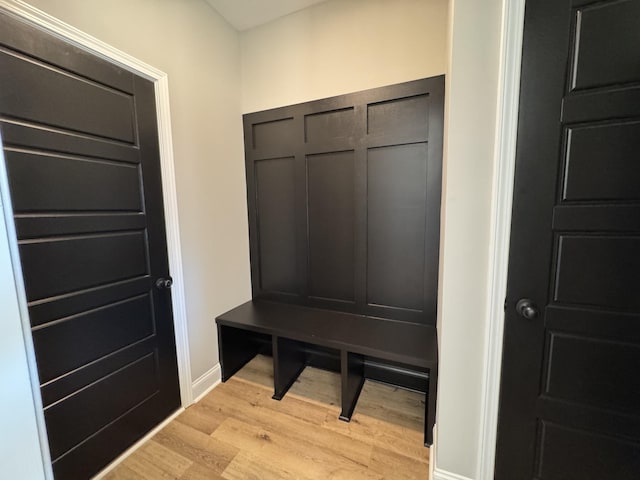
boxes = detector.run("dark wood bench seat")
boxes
[216,299,438,446]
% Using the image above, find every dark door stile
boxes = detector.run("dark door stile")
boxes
[0,13,180,480]
[496,0,640,479]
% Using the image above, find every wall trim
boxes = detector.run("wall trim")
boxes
[92,408,184,480]
[429,425,436,480]
[192,364,222,403]
[477,0,526,479]
[433,468,474,480]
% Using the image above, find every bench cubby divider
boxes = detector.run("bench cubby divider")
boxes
[339,350,365,422]
[272,336,306,400]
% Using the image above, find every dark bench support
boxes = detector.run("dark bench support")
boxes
[272,336,306,400]
[339,351,365,422]
[425,364,438,446]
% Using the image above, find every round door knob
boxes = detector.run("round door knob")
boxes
[516,298,539,320]
[155,277,173,290]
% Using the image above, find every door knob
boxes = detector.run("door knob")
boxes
[516,298,539,320]
[155,276,173,290]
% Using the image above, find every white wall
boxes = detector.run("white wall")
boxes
[241,0,448,113]
[240,1,506,478]
[435,0,504,478]
[24,0,252,385]
[0,192,47,479]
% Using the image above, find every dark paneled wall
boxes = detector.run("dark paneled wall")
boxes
[243,77,444,325]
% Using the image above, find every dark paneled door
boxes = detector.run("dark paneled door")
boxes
[0,14,180,480]
[496,0,640,478]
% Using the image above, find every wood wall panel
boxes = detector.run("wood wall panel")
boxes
[255,157,298,295]
[305,108,355,144]
[367,144,427,311]
[367,94,429,140]
[243,77,444,325]
[252,118,296,157]
[307,151,355,302]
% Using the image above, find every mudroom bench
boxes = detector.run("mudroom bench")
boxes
[216,299,438,446]
[217,77,445,449]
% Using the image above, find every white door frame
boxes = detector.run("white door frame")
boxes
[476,0,526,478]
[432,1,525,478]
[0,1,193,476]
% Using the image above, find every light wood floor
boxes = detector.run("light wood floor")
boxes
[104,355,429,479]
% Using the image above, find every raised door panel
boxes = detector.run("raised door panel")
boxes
[562,122,640,202]
[571,0,640,91]
[6,150,142,212]
[0,49,135,143]
[535,422,640,480]
[32,294,154,383]
[19,231,148,302]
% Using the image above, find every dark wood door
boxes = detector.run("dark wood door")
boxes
[496,0,640,478]
[0,14,180,480]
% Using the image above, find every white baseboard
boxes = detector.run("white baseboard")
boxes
[433,469,474,480]
[91,407,184,479]
[191,363,222,403]
[429,424,437,480]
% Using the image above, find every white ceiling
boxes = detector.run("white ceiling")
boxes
[206,0,329,31]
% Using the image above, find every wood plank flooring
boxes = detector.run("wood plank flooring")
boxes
[104,355,429,479]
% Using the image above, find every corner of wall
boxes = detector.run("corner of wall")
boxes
[191,363,222,403]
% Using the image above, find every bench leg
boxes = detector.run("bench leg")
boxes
[339,351,365,422]
[218,325,261,382]
[272,336,306,400]
[425,365,438,447]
